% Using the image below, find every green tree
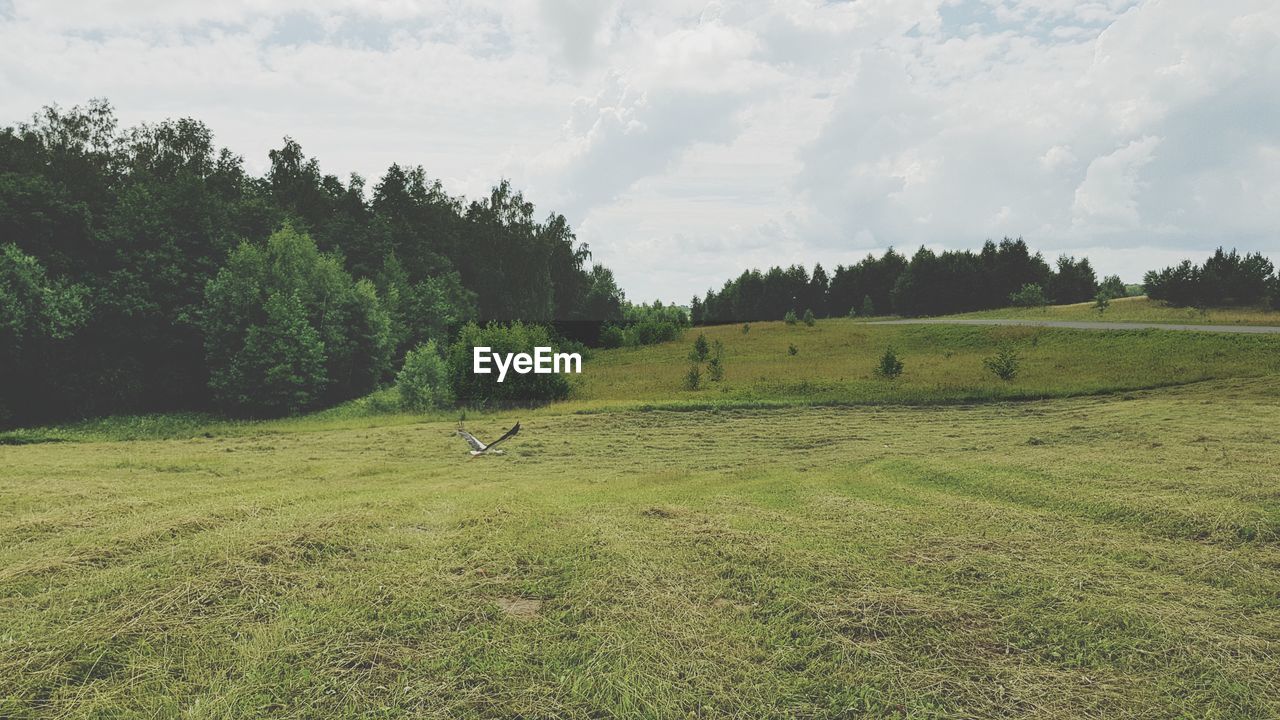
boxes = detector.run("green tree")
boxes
[397,341,453,410]
[1093,291,1111,314]
[875,347,904,380]
[225,292,328,416]
[1009,283,1048,309]
[203,226,391,416]
[0,244,88,425]
[692,333,709,361]
[1099,275,1127,300]
[707,340,725,382]
[683,363,702,390]
[983,347,1020,381]
[1048,255,1098,304]
[803,308,816,326]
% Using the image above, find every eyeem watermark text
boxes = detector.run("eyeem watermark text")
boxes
[472,347,582,382]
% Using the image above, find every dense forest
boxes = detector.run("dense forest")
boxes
[0,100,634,426]
[692,241,1280,325]
[693,239,1111,323]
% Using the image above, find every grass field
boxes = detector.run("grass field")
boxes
[574,320,1280,410]
[4,323,1280,717]
[947,296,1280,326]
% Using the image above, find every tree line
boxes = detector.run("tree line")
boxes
[0,100,631,426]
[693,239,1109,323]
[1144,249,1277,308]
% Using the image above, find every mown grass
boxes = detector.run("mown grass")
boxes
[947,295,1280,325]
[2,376,1279,717]
[6,320,1280,444]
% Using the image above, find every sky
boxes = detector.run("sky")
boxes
[1,0,1277,303]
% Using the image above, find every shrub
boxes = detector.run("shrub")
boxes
[1093,292,1111,314]
[983,347,1021,381]
[741,323,750,334]
[397,341,453,410]
[707,340,725,382]
[784,309,798,325]
[599,324,625,349]
[803,309,816,326]
[861,295,876,318]
[788,344,798,356]
[692,333,709,361]
[447,321,571,407]
[1009,283,1048,309]
[874,347,903,379]
[707,356,724,382]
[627,318,682,346]
[683,363,702,390]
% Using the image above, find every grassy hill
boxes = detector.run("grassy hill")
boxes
[944,295,1280,325]
[5,318,1280,445]
[4,321,1280,717]
[573,319,1280,410]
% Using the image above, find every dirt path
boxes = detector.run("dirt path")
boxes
[869,318,1280,334]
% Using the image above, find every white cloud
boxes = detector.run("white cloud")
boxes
[1,0,1277,302]
[1072,135,1160,230]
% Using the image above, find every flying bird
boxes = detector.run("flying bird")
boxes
[457,422,520,457]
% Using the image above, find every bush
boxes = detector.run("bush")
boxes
[784,309,798,325]
[620,300,689,347]
[599,324,625,349]
[397,341,453,410]
[707,340,725,382]
[874,347,903,379]
[742,323,750,334]
[627,318,682,346]
[803,309,816,326]
[1093,292,1111,314]
[1009,283,1048,309]
[683,363,702,390]
[692,333,709,361]
[788,344,798,356]
[447,322,571,407]
[983,347,1021,381]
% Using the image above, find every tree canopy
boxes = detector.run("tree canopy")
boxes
[0,100,622,425]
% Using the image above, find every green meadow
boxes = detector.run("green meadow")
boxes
[3,322,1280,718]
[575,319,1280,409]
[946,295,1280,326]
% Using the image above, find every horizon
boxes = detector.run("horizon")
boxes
[2,1,1277,302]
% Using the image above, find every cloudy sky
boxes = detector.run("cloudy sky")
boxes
[1,0,1277,302]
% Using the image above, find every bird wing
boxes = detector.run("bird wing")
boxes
[485,422,521,450]
[457,429,487,451]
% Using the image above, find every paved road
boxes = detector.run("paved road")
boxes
[869,318,1280,334]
